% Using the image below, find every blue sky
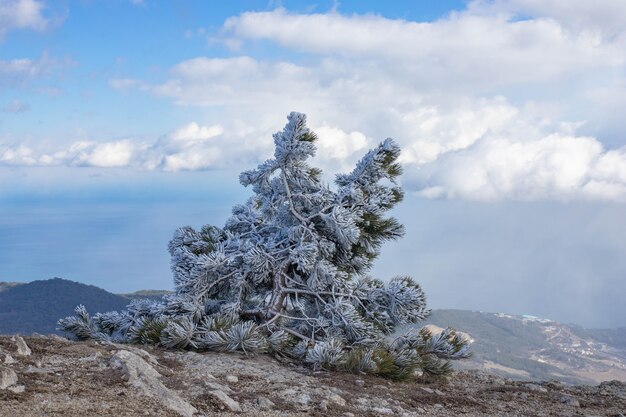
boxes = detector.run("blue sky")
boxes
[1,1,467,139]
[2,0,626,328]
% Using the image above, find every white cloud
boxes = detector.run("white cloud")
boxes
[468,0,626,38]
[222,8,625,90]
[1,57,44,77]
[313,126,371,172]
[396,97,520,166]
[147,56,319,107]
[145,122,231,171]
[410,133,626,201]
[0,52,72,86]
[71,140,137,168]
[1,122,263,172]
[118,50,626,200]
[0,144,37,165]
[1,98,29,113]
[3,105,626,201]
[169,122,224,142]
[159,8,626,201]
[109,78,141,92]
[0,119,379,178]
[160,148,221,172]
[315,126,369,159]
[0,0,49,39]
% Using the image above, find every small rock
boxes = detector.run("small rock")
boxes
[255,396,275,410]
[545,380,563,389]
[225,375,238,383]
[524,383,548,393]
[13,336,31,356]
[354,379,365,387]
[24,366,54,374]
[209,389,242,412]
[205,381,233,393]
[296,393,312,406]
[317,400,328,412]
[343,413,355,417]
[48,334,71,342]
[434,389,444,395]
[282,388,298,396]
[371,407,394,415]
[560,395,580,407]
[327,393,347,407]
[599,380,626,400]
[0,367,18,389]
[8,385,25,394]
[3,354,15,364]
[109,343,160,367]
[421,387,434,394]
[433,403,444,409]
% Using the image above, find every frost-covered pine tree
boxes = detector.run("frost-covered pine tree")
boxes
[60,112,469,379]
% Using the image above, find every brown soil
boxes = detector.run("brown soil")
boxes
[1,336,625,417]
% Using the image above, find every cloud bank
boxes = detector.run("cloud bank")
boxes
[3,106,625,202]
[4,1,626,202]
[0,0,50,39]
[0,119,371,174]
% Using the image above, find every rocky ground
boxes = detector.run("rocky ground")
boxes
[0,335,625,417]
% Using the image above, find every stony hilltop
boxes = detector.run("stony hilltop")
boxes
[1,335,625,417]
[3,279,626,387]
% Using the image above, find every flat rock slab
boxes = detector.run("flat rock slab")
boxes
[110,350,197,417]
[208,389,242,412]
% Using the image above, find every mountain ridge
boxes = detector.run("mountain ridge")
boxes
[0,279,624,384]
[422,309,626,384]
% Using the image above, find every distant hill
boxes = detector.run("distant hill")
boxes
[422,309,626,384]
[119,289,172,302]
[0,278,130,335]
[577,325,626,350]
